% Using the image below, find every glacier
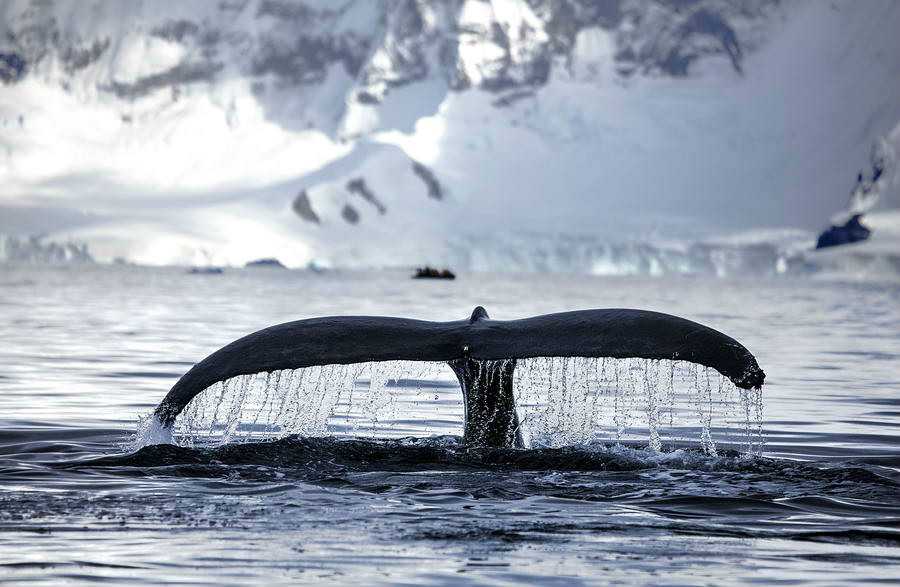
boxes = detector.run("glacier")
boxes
[0,0,898,277]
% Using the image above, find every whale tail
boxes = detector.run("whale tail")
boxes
[150,306,764,448]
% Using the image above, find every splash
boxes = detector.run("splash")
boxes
[168,361,453,448]
[513,357,762,454]
[140,358,763,454]
[129,412,173,450]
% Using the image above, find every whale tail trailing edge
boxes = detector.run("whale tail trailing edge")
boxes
[151,306,764,448]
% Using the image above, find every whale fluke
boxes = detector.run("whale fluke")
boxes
[152,307,764,447]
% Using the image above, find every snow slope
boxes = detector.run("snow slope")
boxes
[0,0,898,275]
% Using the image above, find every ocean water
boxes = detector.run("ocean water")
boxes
[0,264,897,586]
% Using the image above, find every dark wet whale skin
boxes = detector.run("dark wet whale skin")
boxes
[153,306,764,447]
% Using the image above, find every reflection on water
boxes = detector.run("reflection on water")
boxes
[0,264,897,586]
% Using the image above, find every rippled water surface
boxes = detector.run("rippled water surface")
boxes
[1,264,898,586]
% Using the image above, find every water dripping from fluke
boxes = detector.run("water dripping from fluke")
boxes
[133,306,765,455]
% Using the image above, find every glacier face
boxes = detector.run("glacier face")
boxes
[0,234,93,263]
[0,0,898,275]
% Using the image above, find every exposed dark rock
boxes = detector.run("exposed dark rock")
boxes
[492,89,535,108]
[60,39,110,73]
[680,9,742,74]
[341,203,360,224]
[356,91,379,104]
[449,66,471,92]
[249,3,370,84]
[1,0,779,111]
[199,28,223,50]
[346,178,386,214]
[537,0,581,55]
[815,215,871,250]
[816,137,891,250]
[255,1,316,21]
[656,0,704,11]
[395,0,425,38]
[579,0,625,28]
[354,0,430,97]
[252,35,358,84]
[460,16,552,93]
[103,61,223,99]
[840,145,889,217]
[535,0,626,56]
[292,191,320,224]
[151,20,199,42]
[439,39,463,85]
[411,162,443,201]
[625,6,752,76]
[655,48,694,77]
[482,57,551,92]
[0,53,26,83]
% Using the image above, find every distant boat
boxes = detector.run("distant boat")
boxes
[188,267,223,274]
[245,258,286,269]
[413,266,456,279]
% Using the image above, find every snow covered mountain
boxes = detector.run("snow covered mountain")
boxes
[1,0,898,275]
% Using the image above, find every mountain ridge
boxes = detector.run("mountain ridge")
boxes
[0,0,897,273]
